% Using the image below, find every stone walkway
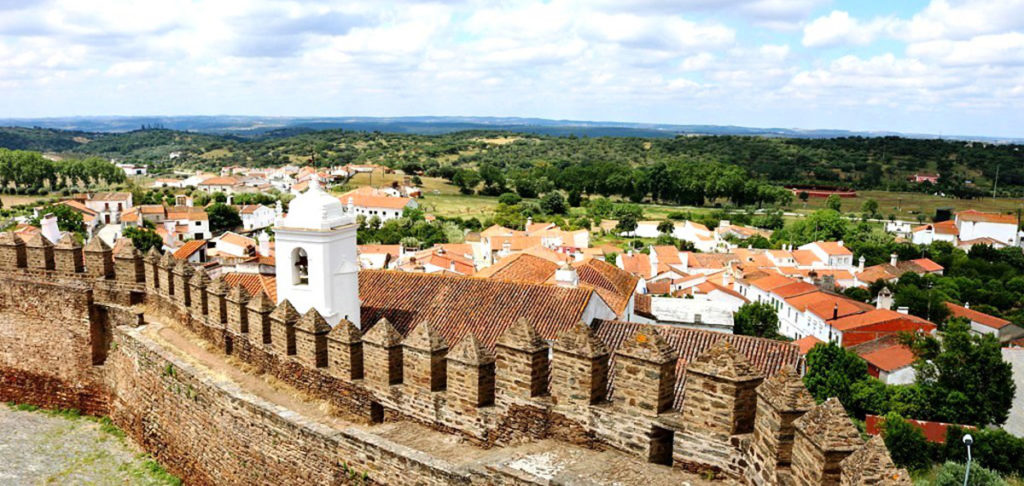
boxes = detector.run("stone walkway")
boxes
[0,406,180,485]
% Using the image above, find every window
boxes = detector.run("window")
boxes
[292,247,309,285]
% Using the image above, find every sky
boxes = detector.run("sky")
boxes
[0,0,1022,137]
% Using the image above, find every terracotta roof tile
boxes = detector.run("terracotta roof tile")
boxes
[221,272,277,302]
[474,252,558,282]
[946,302,1011,329]
[956,209,1018,225]
[173,240,207,260]
[359,270,594,351]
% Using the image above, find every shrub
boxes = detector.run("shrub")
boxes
[880,412,934,471]
[497,192,521,206]
[931,461,1006,486]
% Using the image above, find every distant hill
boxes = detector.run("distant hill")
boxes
[0,115,1019,143]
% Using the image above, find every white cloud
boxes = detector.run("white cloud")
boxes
[0,0,1021,137]
[802,11,896,47]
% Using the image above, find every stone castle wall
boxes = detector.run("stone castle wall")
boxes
[0,238,909,485]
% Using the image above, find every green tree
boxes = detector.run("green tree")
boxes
[861,199,879,217]
[798,191,809,205]
[825,194,842,212]
[123,225,163,253]
[803,342,868,406]
[616,213,638,235]
[656,220,674,235]
[909,319,1015,426]
[733,302,780,338]
[206,203,242,234]
[567,189,582,207]
[497,192,521,206]
[452,169,482,194]
[880,412,934,471]
[540,191,567,215]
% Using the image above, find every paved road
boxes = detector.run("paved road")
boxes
[0,406,179,485]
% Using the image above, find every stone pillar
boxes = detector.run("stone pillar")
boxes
[402,321,448,393]
[160,252,176,297]
[189,269,210,318]
[247,291,275,347]
[24,233,55,270]
[172,261,193,308]
[327,319,363,381]
[362,318,403,387]
[54,234,84,273]
[839,435,911,485]
[749,367,816,485]
[83,237,113,279]
[225,285,251,335]
[681,340,764,436]
[791,398,865,486]
[206,278,228,327]
[495,317,549,402]
[447,333,495,409]
[611,326,676,416]
[551,321,609,408]
[114,243,144,284]
[0,232,27,269]
[295,309,331,368]
[269,299,300,356]
[144,248,160,291]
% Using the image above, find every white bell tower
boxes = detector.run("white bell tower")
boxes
[274,177,361,327]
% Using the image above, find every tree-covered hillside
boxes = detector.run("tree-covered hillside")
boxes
[2,126,1022,198]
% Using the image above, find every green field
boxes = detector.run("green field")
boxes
[336,170,1024,225]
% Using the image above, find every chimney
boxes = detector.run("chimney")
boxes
[258,232,270,257]
[347,197,355,213]
[681,251,689,272]
[964,302,970,309]
[837,240,844,247]
[163,220,175,246]
[649,246,659,278]
[876,287,893,310]
[896,306,910,315]
[555,265,579,288]
[832,303,839,320]
[857,255,865,273]
[890,253,898,267]
[40,213,60,244]
[526,216,533,228]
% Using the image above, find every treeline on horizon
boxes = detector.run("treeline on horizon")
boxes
[2,125,1023,200]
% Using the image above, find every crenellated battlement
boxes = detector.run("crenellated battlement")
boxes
[0,232,908,485]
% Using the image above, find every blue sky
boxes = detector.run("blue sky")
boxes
[0,0,1022,137]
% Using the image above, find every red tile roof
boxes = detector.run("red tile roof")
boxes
[570,258,639,317]
[773,281,818,298]
[852,338,917,372]
[829,309,933,332]
[592,320,802,410]
[222,273,277,302]
[908,258,943,273]
[946,302,1011,329]
[794,335,823,355]
[358,270,595,351]
[750,274,799,292]
[811,241,853,256]
[912,220,958,235]
[198,177,239,186]
[474,252,558,282]
[172,240,207,260]
[956,210,1018,225]
[618,252,652,278]
[338,190,413,210]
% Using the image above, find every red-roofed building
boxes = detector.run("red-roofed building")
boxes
[955,210,1020,246]
[946,302,1024,343]
[794,335,823,355]
[338,186,417,222]
[829,309,936,347]
[850,335,919,384]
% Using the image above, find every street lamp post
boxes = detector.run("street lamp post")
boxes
[963,433,974,486]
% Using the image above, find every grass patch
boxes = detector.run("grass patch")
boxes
[119,454,183,486]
